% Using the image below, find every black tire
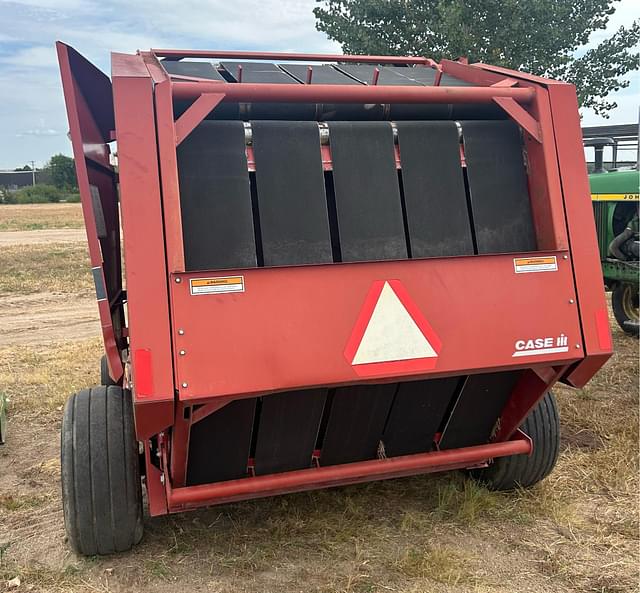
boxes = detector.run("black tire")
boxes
[611,283,639,337]
[100,355,118,386]
[61,386,143,555]
[470,391,560,490]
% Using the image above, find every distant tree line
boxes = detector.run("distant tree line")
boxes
[13,154,78,191]
[2,154,79,204]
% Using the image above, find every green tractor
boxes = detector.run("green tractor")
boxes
[585,133,639,336]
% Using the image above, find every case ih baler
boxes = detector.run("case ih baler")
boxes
[57,43,612,555]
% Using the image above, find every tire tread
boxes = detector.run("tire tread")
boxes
[471,391,560,490]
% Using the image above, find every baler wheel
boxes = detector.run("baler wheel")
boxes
[611,283,639,337]
[61,386,143,555]
[100,355,118,386]
[470,391,559,490]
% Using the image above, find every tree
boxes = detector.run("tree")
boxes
[47,154,78,191]
[314,0,640,116]
[14,164,32,171]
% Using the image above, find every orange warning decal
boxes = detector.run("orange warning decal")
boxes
[190,276,244,295]
[513,256,558,274]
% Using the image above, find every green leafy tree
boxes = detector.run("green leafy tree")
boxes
[47,154,78,191]
[314,0,640,116]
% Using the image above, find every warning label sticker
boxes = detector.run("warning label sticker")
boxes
[513,256,558,274]
[190,276,244,295]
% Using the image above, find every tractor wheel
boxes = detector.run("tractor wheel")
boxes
[100,355,118,386]
[470,391,560,490]
[61,386,143,555]
[611,283,639,337]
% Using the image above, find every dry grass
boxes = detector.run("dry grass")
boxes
[0,243,91,295]
[0,327,637,593]
[0,339,102,418]
[0,203,83,231]
[0,237,637,592]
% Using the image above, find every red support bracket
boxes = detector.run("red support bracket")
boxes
[494,96,543,143]
[175,92,226,146]
[191,398,233,424]
[492,77,518,88]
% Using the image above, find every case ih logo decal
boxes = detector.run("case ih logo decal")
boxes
[512,334,569,357]
[344,280,442,377]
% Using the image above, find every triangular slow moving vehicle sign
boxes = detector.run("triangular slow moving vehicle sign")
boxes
[344,280,442,377]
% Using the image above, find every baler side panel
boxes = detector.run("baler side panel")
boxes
[111,54,174,437]
[546,85,614,385]
[56,42,123,381]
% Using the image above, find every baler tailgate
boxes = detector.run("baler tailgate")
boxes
[57,46,613,552]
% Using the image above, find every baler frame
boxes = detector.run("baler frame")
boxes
[57,43,612,520]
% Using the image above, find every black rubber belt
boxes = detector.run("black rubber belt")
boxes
[461,120,537,253]
[337,64,425,86]
[186,399,256,485]
[328,121,407,262]
[320,384,396,466]
[251,120,333,265]
[251,120,331,475]
[220,61,297,84]
[177,120,257,271]
[396,121,475,257]
[382,377,461,457]
[320,121,407,467]
[336,64,451,119]
[220,61,314,120]
[439,371,522,450]
[254,389,327,475]
[161,60,225,80]
[280,63,360,85]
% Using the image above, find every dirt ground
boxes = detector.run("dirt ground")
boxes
[0,221,638,593]
[0,229,86,247]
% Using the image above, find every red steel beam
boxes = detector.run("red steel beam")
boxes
[166,436,531,509]
[152,49,433,65]
[172,82,535,104]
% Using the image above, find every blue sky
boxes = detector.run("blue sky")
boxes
[0,0,637,170]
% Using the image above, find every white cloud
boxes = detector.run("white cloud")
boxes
[0,0,637,168]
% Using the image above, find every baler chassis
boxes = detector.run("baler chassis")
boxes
[56,44,612,555]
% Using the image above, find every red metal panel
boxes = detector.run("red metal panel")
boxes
[519,86,570,252]
[170,253,582,401]
[56,42,123,381]
[165,434,531,511]
[493,366,568,441]
[112,54,174,435]
[546,85,613,372]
